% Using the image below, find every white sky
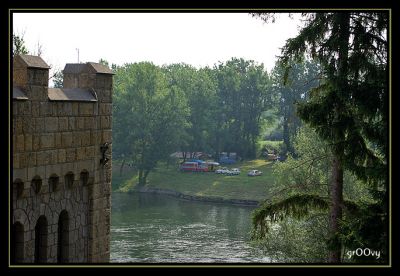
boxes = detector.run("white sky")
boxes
[13,13,302,80]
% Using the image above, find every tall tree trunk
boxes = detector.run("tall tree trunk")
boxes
[138,169,150,187]
[119,158,125,177]
[327,13,350,263]
[282,110,291,155]
[328,154,344,262]
[143,170,150,184]
[251,135,257,159]
[138,169,144,187]
[215,135,220,162]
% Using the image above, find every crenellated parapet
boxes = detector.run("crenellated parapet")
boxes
[11,55,113,263]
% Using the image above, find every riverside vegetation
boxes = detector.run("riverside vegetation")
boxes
[113,158,274,203]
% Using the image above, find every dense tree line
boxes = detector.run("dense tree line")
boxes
[112,58,273,186]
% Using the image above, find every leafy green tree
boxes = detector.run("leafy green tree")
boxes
[99,58,109,67]
[12,33,29,57]
[161,59,272,162]
[113,62,190,187]
[215,58,272,159]
[99,58,118,72]
[252,12,388,263]
[52,70,63,88]
[163,64,218,160]
[270,60,321,156]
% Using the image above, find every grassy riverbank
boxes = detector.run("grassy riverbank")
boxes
[113,159,274,202]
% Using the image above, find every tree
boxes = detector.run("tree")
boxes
[163,63,218,160]
[252,12,388,263]
[12,33,29,56]
[252,126,374,262]
[112,62,190,187]
[52,70,63,88]
[270,60,321,156]
[215,58,271,159]
[99,58,109,67]
[161,58,272,162]
[34,40,44,57]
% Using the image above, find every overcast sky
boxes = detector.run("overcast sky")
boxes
[13,12,302,81]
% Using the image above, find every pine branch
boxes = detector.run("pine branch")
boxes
[252,194,330,240]
[265,180,328,204]
[283,154,329,171]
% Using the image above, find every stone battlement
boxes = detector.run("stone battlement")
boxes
[12,55,113,263]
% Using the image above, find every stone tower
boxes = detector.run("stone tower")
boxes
[12,54,113,263]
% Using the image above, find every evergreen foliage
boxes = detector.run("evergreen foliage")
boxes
[252,12,388,263]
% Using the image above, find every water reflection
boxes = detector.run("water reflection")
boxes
[111,192,270,263]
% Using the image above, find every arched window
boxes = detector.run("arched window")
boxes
[13,179,24,199]
[12,222,24,263]
[31,176,42,194]
[65,172,74,190]
[49,174,60,192]
[57,210,69,263]
[80,171,89,186]
[34,216,48,263]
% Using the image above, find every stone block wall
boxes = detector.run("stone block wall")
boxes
[12,55,113,263]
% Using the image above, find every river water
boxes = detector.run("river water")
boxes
[110,192,270,263]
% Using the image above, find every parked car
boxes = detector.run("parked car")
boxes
[226,168,241,176]
[215,167,230,174]
[247,170,262,176]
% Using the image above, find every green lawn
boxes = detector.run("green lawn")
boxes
[113,159,275,202]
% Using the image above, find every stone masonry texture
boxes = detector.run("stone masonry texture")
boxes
[12,55,113,263]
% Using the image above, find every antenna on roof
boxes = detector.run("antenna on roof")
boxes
[76,48,80,63]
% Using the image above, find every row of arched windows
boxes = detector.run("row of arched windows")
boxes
[13,171,89,198]
[12,170,90,263]
[12,211,69,263]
